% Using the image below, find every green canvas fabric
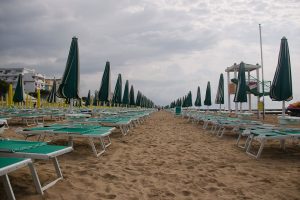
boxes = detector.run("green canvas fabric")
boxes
[129,85,135,105]
[47,79,57,103]
[13,74,24,103]
[19,145,68,154]
[215,73,224,104]
[98,61,111,102]
[234,62,247,103]
[122,80,130,105]
[57,37,80,99]
[270,37,293,101]
[0,157,27,168]
[112,74,122,104]
[194,86,202,107]
[0,140,46,152]
[85,90,91,106]
[204,81,212,106]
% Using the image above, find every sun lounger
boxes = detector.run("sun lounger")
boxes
[0,157,43,199]
[244,129,300,159]
[0,139,73,192]
[18,124,115,157]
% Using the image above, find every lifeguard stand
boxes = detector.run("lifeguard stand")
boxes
[225,62,270,113]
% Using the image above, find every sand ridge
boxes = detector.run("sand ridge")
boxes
[1,111,300,199]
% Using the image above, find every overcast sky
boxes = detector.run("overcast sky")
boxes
[1,0,299,108]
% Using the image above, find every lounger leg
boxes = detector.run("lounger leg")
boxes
[104,136,111,148]
[88,138,105,157]
[280,139,286,150]
[255,140,266,159]
[1,174,16,200]
[28,162,43,195]
[68,136,74,147]
[218,128,225,138]
[53,157,63,179]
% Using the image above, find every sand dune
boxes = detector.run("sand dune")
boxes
[1,111,300,200]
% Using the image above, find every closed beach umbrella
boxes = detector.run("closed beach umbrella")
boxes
[195,86,202,107]
[112,74,122,104]
[85,90,91,106]
[215,73,224,110]
[122,80,129,105]
[270,37,293,116]
[57,37,80,100]
[129,85,135,106]
[13,74,24,103]
[204,81,212,107]
[93,90,98,106]
[136,91,141,106]
[98,61,111,103]
[47,79,57,103]
[234,62,247,103]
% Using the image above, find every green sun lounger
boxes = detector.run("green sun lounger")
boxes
[0,157,43,200]
[0,139,73,193]
[245,129,300,159]
[18,124,115,157]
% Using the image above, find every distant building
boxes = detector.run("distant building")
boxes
[44,78,61,91]
[0,67,46,93]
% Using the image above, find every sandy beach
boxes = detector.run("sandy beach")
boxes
[1,111,300,200]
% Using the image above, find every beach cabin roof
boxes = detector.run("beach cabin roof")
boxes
[225,63,261,72]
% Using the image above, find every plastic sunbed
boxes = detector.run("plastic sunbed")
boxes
[18,124,115,157]
[0,157,43,200]
[0,139,73,193]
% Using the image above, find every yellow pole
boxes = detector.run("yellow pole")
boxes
[6,94,8,107]
[8,84,13,106]
[37,89,41,108]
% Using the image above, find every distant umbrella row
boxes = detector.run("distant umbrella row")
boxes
[168,36,293,115]
[169,74,224,109]
[54,37,155,108]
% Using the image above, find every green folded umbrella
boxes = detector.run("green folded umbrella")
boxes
[98,61,111,103]
[122,80,129,105]
[112,74,122,104]
[215,73,224,109]
[129,85,135,106]
[93,90,98,106]
[13,74,24,103]
[234,62,247,103]
[85,90,91,106]
[47,79,57,103]
[195,86,202,107]
[136,91,141,106]
[204,81,212,106]
[270,37,293,116]
[57,37,80,99]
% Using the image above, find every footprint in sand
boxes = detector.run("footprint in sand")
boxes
[96,193,117,199]
[182,190,191,196]
[102,173,119,180]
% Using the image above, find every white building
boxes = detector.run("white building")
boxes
[0,68,46,93]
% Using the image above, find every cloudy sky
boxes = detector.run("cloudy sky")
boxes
[1,0,299,108]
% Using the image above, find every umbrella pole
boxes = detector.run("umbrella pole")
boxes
[282,101,285,117]
[70,98,74,113]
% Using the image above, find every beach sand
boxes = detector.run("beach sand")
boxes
[1,111,300,200]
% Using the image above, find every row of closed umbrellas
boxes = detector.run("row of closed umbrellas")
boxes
[169,37,293,113]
